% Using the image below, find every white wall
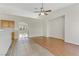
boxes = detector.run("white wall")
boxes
[42,20,48,37]
[29,21,43,37]
[43,4,79,45]
[65,5,79,45]
[47,16,65,39]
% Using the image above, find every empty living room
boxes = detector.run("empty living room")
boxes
[0,1,79,57]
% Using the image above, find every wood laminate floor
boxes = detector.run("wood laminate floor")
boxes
[31,36,79,56]
[31,36,64,56]
[64,43,79,56]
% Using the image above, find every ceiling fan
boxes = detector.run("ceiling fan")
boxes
[34,3,52,16]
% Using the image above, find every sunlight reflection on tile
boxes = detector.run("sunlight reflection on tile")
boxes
[6,39,53,56]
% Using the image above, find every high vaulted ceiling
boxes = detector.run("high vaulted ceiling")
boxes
[0,3,74,19]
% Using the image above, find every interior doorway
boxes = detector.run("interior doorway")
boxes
[18,22,29,41]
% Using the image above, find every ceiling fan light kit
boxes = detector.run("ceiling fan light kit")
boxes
[39,12,44,15]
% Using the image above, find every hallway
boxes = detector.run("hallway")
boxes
[6,38,53,56]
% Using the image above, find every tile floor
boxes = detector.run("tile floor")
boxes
[6,39,53,56]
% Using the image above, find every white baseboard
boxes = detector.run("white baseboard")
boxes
[29,36,44,38]
[65,40,79,45]
[47,36,64,40]
[29,36,64,40]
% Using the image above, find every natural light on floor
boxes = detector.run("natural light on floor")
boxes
[19,33,28,40]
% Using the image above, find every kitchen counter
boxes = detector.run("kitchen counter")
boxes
[0,29,12,56]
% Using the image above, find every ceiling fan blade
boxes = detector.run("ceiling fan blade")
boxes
[39,13,41,16]
[44,12,48,15]
[45,10,52,12]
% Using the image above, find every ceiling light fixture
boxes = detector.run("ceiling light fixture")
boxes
[34,1,52,16]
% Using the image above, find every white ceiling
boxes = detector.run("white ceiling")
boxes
[0,3,74,19]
